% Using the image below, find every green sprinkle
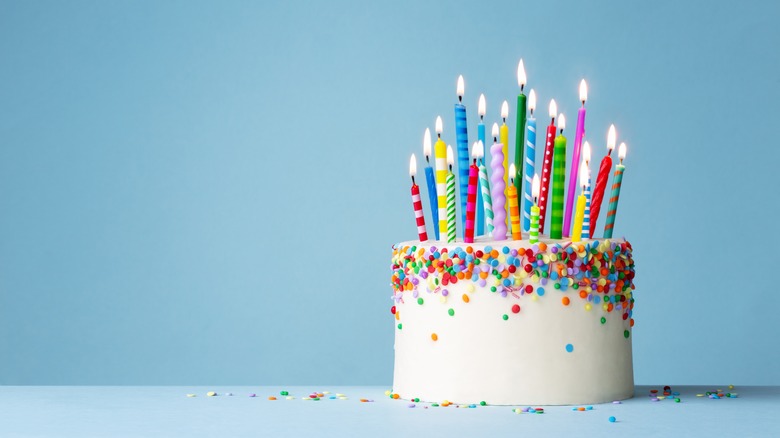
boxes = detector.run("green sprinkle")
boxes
[398,323,402,330]
[600,317,606,324]
[432,403,439,407]
[448,308,455,316]
[502,314,508,321]
[624,330,630,338]
[480,401,487,406]
[280,391,288,396]
[554,283,561,289]
[490,286,497,292]
[417,297,424,305]
[413,398,420,403]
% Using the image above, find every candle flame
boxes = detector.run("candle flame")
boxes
[579,161,588,188]
[517,59,527,88]
[579,79,588,103]
[409,154,417,177]
[473,140,484,159]
[528,89,536,112]
[509,163,517,183]
[446,145,454,167]
[548,99,557,119]
[423,128,432,158]
[607,124,616,151]
[491,123,499,138]
[501,100,509,119]
[532,174,540,199]
[457,75,465,98]
[436,116,443,134]
[478,93,486,116]
[558,113,566,131]
[583,141,591,164]
[619,142,627,161]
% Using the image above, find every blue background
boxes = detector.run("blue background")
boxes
[1,0,778,385]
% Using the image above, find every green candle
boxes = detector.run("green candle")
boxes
[514,60,527,199]
[550,114,567,239]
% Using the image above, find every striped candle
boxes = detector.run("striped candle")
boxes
[582,141,592,239]
[409,154,428,242]
[474,141,493,237]
[464,152,478,243]
[500,101,510,217]
[446,145,456,243]
[455,76,469,235]
[571,161,588,243]
[522,89,537,232]
[514,60,527,204]
[564,80,588,237]
[476,93,486,236]
[508,163,521,240]
[434,117,448,241]
[529,174,540,244]
[490,137,507,241]
[550,114,567,239]
[423,128,439,240]
[539,99,557,234]
[604,143,627,239]
[590,125,616,238]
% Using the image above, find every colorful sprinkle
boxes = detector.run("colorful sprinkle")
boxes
[565,343,574,353]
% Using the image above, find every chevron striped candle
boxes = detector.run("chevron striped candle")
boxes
[604,143,626,239]
[582,141,592,238]
[539,99,557,235]
[564,80,588,237]
[590,124,616,238]
[529,174,540,244]
[571,162,588,243]
[490,135,507,241]
[508,163,521,240]
[550,113,567,240]
[434,117,448,241]
[446,145,456,243]
[474,141,493,237]
[476,93,486,236]
[455,75,469,235]
[409,154,428,241]
[423,128,439,240]
[522,89,537,232]
[464,151,479,243]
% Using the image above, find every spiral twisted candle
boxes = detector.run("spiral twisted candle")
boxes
[478,160,493,237]
[490,142,507,241]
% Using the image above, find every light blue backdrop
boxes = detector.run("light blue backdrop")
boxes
[1,0,778,385]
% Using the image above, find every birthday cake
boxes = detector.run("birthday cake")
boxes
[390,64,634,405]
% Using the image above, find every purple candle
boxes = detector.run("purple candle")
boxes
[490,123,507,241]
[563,79,588,237]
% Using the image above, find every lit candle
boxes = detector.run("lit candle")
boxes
[604,142,627,239]
[589,124,616,238]
[500,100,510,215]
[490,123,507,241]
[455,75,469,235]
[550,113,567,239]
[508,163,521,240]
[529,174,541,244]
[474,140,493,237]
[476,93,487,235]
[582,141,592,238]
[464,143,479,243]
[514,60,527,202]
[434,116,448,241]
[571,161,588,243]
[409,154,428,242]
[446,145,456,243]
[423,128,439,240]
[564,79,588,237]
[539,99,557,234]
[522,89,537,232]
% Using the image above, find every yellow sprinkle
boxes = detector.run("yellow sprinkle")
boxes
[207,391,216,397]
[186,394,196,398]
[286,396,295,400]
[439,296,447,304]
[585,304,592,311]
[384,390,391,396]
[696,394,704,397]
[336,393,346,397]
[728,385,734,390]
[467,284,475,293]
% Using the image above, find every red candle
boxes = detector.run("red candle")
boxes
[589,125,616,238]
[464,148,479,244]
[538,99,557,234]
[410,154,428,241]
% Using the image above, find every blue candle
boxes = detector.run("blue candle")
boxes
[455,75,469,237]
[476,93,486,236]
[423,128,439,240]
[522,89,537,233]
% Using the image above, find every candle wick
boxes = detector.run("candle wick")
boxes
[411,175,415,185]
[559,128,563,134]
[551,117,555,124]
[480,115,483,121]
[520,84,524,93]
[581,100,585,107]
[438,134,441,139]
[530,109,534,117]
[425,155,430,164]
[458,95,462,103]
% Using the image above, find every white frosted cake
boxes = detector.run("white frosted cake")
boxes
[390,236,636,405]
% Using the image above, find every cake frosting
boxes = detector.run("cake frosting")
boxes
[390,236,635,405]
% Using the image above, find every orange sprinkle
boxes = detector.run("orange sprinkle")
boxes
[578,407,585,411]
[456,272,465,280]
[360,398,369,402]
[630,319,635,327]
[490,249,499,259]
[466,246,473,253]
[431,333,438,341]
[395,311,400,321]
[392,394,399,399]
[579,291,588,299]
[462,294,470,303]
[538,242,547,251]
[562,297,570,306]
[268,396,277,400]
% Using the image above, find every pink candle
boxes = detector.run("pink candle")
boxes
[409,154,428,241]
[464,146,479,243]
[490,124,507,241]
[563,80,587,237]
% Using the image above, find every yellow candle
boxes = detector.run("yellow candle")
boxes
[571,161,589,242]
[508,163,521,240]
[500,101,510,208]
[434,116,448,240]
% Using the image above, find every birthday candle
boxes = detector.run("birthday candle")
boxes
[582,141,592,238]
[571,161,588,243]
[500,100,510,216]
[434,116,448,241]
[508,163,521,240]
[446,146,456,243]
[476,93,487,235]
[474,140,493,237]
[604,142,627,238]
[455,75,469,235]
[522,89,537,232]
[490,124,507,241]
[564,80,588,237]
[590,124,616,238]
[422,128,439,240]
[409,154,428,241]
[464,144,479,243]
[514,60,527,202]
[539,99,557,234]
[550,113,567,239]
[529,174,540,244]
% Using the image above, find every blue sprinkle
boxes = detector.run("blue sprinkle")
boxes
[565,344,574,353]
[502,246,510,254]
[537,287,545,296]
